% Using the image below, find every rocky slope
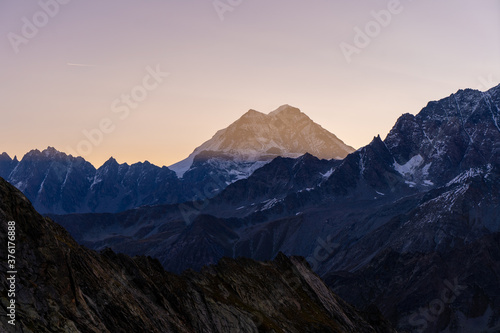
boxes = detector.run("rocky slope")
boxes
[325,232,500,333]
[0,177,395,332]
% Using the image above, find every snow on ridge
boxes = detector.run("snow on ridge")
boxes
[168,154,196,178]
[446,165,492,187]
[14,181,27,192]
[394,155,424,176]
[90,173,104,189]
[321,168,334,179]
[423,183,470,215]
[393,155,435,188]
[61,161,73,191]
[260,198,281,211]
[37,162,54,196]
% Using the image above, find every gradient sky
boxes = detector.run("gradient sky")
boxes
[1,0,499,168]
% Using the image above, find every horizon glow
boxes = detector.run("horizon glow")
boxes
[1,0,499,168]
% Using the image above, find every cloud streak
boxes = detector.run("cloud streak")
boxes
[67,63,96,67]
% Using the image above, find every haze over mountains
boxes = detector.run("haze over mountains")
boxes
[0,105,353,215]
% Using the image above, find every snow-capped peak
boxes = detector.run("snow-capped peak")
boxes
[169,105,355,177]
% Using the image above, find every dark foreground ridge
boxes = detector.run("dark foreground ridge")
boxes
[0,177,395,332]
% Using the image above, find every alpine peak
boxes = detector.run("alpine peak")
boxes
[268,104,302,116]
[169,105,355,177]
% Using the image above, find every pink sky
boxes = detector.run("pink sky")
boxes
[1,0,499,167]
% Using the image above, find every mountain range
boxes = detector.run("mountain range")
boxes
[0,105,353,215]
[3,84,500,332]
[49,84,500,332]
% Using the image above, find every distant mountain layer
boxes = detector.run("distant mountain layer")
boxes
[0,148,182,214]
[0,177,395,332]
[54,84,500,332]
[0,105,353,214]
[169,104,354,177]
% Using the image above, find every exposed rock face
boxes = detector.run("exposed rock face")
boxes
[385,87,500,186]
[0,177,395,332]
[169,104,355,178]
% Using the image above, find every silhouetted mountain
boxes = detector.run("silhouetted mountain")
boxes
[0,177,395,332]
[0,153,18,178]
[0,147,182,214]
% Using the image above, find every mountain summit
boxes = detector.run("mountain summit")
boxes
[169,104,355,177]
